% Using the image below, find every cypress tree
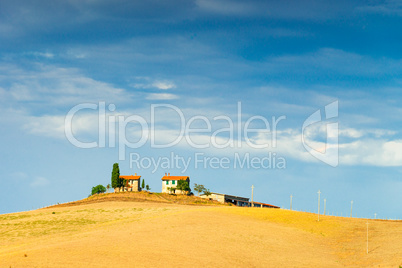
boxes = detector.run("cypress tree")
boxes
[141,178,145,189]
[111,163,120,189]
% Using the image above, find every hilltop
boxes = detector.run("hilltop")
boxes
[1,195,401,267]
[46,191,228,208]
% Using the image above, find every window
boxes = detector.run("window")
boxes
[166,181,169,185]
[172,180,175,185]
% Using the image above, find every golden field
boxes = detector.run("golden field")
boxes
[0,192,401,267]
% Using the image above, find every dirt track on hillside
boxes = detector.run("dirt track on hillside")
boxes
[0,201,401,267]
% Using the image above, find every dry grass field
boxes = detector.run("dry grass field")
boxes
[0,193,401,267]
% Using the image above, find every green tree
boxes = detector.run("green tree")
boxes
[120,178,128,191]
[167,187,174,194]
[176,180,191,194]
[194,183,206,196]
[111,163,120,189]
[141,179,145,189]
[203,188,211,196]
[91,185,106,195]
[146,184,150,191]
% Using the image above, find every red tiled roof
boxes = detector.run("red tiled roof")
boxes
[161,176,189,181]
[120,175,141,180]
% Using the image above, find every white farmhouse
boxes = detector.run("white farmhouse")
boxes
[161,173,190,194]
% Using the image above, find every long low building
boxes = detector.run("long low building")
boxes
[200,192,279,208]
[200,192,249,206]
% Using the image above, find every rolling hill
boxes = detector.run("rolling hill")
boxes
[1,192,401,267]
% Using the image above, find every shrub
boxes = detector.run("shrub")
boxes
[91,184,106,195]
[194,183,206,196]
[177,180,191,194]
[203,189,211,196]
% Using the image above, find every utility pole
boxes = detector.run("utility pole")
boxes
[350,200,353,217]
[323,198,326,216]
[290,195,293,210]
[317,190,321,222]
[251,185,254,207]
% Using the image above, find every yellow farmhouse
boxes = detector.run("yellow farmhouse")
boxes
[114,173,141,192]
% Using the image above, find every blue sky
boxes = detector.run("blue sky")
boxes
[0,0,401,218]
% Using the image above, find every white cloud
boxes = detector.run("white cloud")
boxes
[4,67,401,168]
[244,127,402,167]
[25,51,55,58]
[131,78,176,90]
[131,83,148,89]
[339,128,364,138]
[152,81,176,90]
[196,0,258,16]
[264,48,402,77]
[340,139,402,166]
[195,0,349,19]
[9,84,35,101]
[24,114,70,139]
[11,171,28,180]
[19,101,402,167]
[0,86,6,99]
[30,176,49,187]
[66,50,87,59]
[146,93,179,100]
[22,108,150,142]
[0,64,131,107]
[357,0,402,16]
[10,172,49,187]
[339,128,396,139]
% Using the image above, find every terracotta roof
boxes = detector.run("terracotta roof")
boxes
[120,175,141,180]
[161,175,189,181]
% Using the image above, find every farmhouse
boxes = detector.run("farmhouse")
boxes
[161,173,190,194]
[115,174,141,192]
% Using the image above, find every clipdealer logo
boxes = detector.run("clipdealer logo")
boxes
[63,101,339,170]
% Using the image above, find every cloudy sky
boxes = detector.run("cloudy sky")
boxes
[1,0,401,218]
